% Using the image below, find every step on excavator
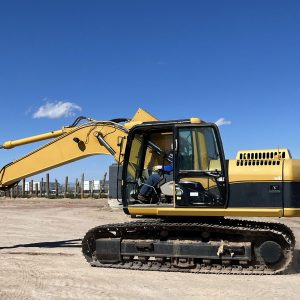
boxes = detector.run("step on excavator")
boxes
[1,108,299,274]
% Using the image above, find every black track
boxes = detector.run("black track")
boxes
[82,218,295,275]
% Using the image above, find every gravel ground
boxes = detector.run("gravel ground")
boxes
[0,198,300,300]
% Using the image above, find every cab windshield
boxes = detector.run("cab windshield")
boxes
[177,127,221,173]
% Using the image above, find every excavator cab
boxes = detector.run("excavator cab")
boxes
[122,120,228,208]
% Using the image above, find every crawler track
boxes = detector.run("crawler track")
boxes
[82,218,295,275]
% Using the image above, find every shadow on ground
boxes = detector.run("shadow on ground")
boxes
[0,239,82,250]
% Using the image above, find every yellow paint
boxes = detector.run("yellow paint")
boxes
[1,129,70,149]
[228,160,283,182]
[124,108,158,130]
[283,208,300,217]
[283,159,300,182]
[190,117,202,123]
[128,207,283,217]
[0,122,128,187]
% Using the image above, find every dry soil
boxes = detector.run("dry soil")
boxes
[0,198,300,300]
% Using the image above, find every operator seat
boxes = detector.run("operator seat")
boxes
[160,181,174,196]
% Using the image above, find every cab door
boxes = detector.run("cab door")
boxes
[174,124,228,208]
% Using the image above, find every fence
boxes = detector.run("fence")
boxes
[0,172,108,199]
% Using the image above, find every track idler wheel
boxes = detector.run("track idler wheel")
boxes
[258,241,283,265]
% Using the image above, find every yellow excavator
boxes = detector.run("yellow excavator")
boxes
[1,108,299,274]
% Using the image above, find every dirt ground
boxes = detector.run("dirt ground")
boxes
[0,198,300,300]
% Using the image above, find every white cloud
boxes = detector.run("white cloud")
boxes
[215,117,231,126]
[33,101,82,119]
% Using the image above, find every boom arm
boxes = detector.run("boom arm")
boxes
[0,108,157,190]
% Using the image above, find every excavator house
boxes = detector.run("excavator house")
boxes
[0,108,299,274]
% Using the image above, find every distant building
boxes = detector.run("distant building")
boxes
[24,181,59,192]
[83,180,102,192]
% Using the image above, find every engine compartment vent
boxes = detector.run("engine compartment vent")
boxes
[236,160,281,167]
[235,148,291,167]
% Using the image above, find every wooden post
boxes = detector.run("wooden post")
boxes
[46,173,50,198]
[55,179,59,198]
[99,178,101,199]
[14,185,18,198]
[75,178,78,198]
[91,180,94,198]
[81,173,84,199]
[40,178,44,197]
[22,178,26,197]
[64,176,68,198]
[10,188,13,198]
[100,172,107,198]
[30,180,33,196]
[35,183,38,197]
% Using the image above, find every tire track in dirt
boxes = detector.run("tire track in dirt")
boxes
[0,255,46,299]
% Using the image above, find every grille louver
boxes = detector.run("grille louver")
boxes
[235,148,290,167]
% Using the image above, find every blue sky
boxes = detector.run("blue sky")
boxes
[0,0,300,183]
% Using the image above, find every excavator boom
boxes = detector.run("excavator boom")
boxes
[0,108,157,189]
